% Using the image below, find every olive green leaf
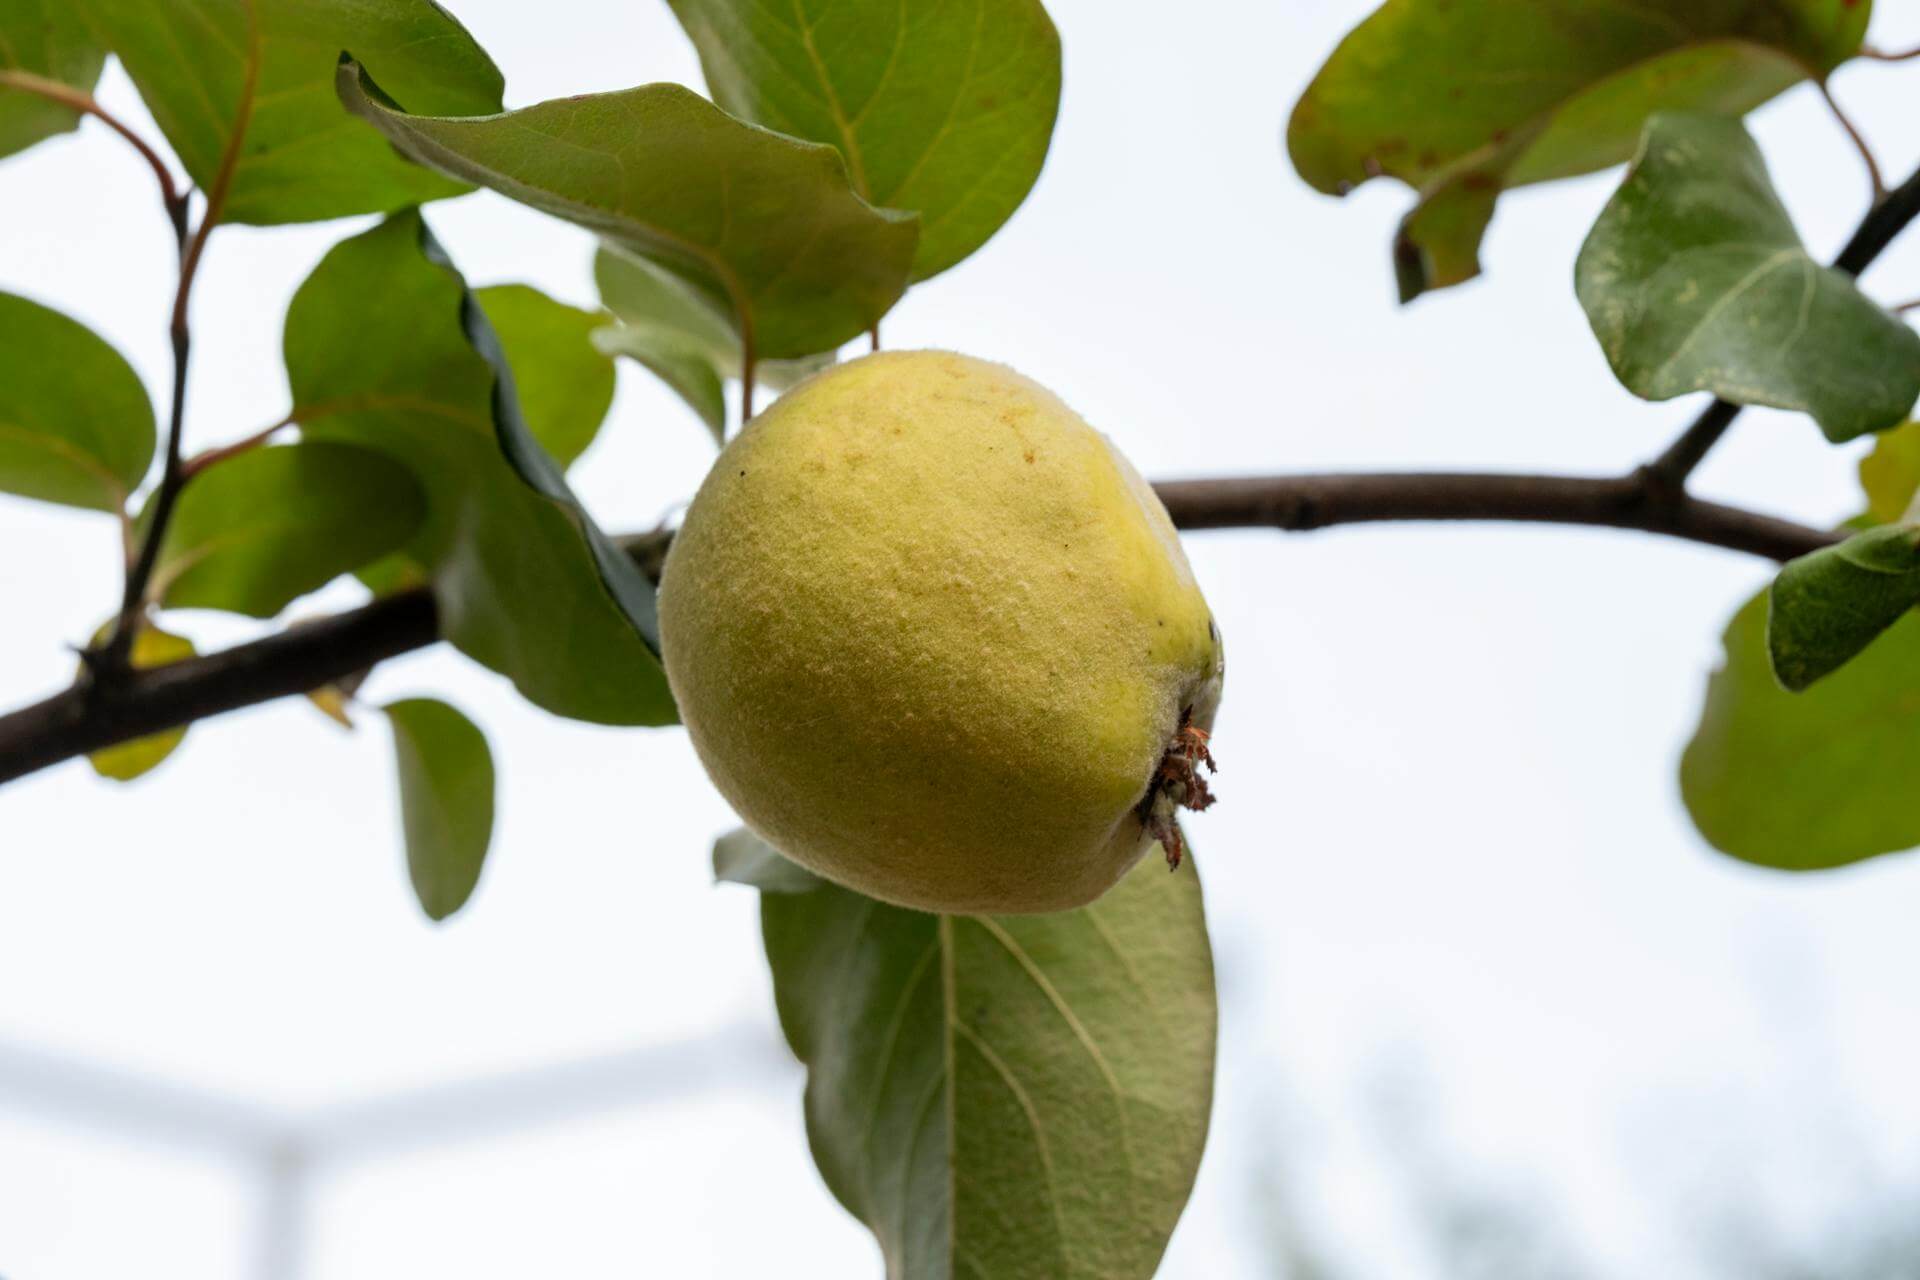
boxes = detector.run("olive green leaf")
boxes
[1767,526,1920,691]
[1859,421,1920,524]
[591,243,834,443]
[386,697,494,921]
[712,827,826,894]
[1289,0,1872,301]
[0,292,153,512]
[86,623,195,782]
[77,0,503,225]
[1578,113,1920,443]
[337,59,917,359]
[666,0,1060,281]
[756,842,1215,1278]
[1683,589,1920,870]
[285,212,673,726]
[474,285,615,471]
[148,441,426,618]
[0,1,105,159]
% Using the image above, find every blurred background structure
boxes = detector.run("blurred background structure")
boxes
[3,1,1919,1276]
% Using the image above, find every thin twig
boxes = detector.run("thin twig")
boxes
[1861,44,1920,62]
[0,70,185,217]
[181,416,295,480]
[1817,79,1888,203]
[98,1,261,672]
[1895,298,1919,316]
[1645,399,1743,489]
[739,329,758,426]
[869,324,881,353]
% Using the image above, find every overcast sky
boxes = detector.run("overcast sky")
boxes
[4,2,1920,1277]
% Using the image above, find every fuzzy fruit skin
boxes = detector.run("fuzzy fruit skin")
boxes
[660,350,1223,914]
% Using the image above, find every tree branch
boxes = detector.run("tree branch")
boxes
[1151,473,1840,559]
[0,473,1842,786]
[0,70,185,216]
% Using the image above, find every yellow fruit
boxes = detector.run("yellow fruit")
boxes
[659,350,1223,914]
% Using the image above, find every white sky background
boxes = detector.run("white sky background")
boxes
[3,1,1920,1276]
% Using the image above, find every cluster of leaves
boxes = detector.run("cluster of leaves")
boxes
[1292,0,1920,878]
[3,0,1227,1274]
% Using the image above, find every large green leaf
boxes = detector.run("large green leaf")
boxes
[667,0,1060,281]
[285,212,673,725]
[0,1,105,159]
[1768,526,1920,692]
[1682,591,1920,871]
[743,831,1215,1278]
[0,292,153,512]
[150,441,426,618]
[337,59,917,359]
[473,285,615,471]
[86,623,195,782]
[591,243,833,442]
[1578,113,1920,443]
[78,0,503,225]
[1288,0,1871,301]
[386,697,494,921]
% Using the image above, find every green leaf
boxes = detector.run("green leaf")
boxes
[285,212,673,725]
[712,827,826,894]
[0,292,153,512]
[0,1,105,159]
[1767,525,1920,691]
[1578,112,1920,442]
[760,845,1215,1277]
[473,285,615,471]
[86,624,195,782]
[1682,589,1920,870]
[78,0,503,225]
[337,59,917,359]
[150,441,426,618]
[590,243,833,443]
[1289,0,1871,301]
[385,697,494,921]
[667,0,1060,281]
[1859,420,1920,524]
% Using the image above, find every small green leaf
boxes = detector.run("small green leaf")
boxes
[667,0,1060,280]
[473,285,615,471]
[78,0,503,225]
[712,827,825,894]
[1682,590,1920,870]
[1859,420,1920,524]
[1289,0,1872,301]
[337,59,917,359]
[1768,526,1920,691]
[86,624,194,782]
[1577,112,1920,443]
[0,292,153,512]
[761,847,1215,1277]
[385,697,494,921]
[285,212,673,725]
[149,441,426,618]
[590,243,833,443]
[0,1,105,159]
[592,323,729,444]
